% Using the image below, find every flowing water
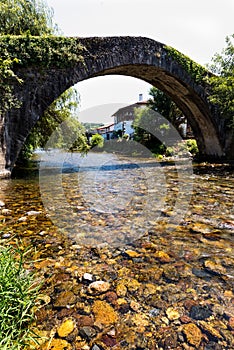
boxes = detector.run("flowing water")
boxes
[0,152,234,349]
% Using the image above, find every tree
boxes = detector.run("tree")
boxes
[133,87,187,152]
[133,106,170,153]
[148,87,186,133]
[19,88,89,160]
[0,0,88,160]
[207,34,234,128]
[0,0,57,35]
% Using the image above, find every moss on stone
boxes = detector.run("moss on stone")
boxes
[164,45,209,84]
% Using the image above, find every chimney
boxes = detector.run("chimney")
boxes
[139,93,143,102]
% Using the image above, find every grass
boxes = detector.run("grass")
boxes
[0,245,40,350]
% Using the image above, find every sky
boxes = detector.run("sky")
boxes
[46,0,234,123]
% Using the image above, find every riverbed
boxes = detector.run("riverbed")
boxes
[0,152,233,349]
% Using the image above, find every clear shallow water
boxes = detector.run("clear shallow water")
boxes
[1,152,233,252]
[0,152,234,349]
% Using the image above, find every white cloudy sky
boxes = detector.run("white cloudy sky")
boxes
[46,0,234,122]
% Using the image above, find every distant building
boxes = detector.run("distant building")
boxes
[112,95,148,138]
[96,122,115,140]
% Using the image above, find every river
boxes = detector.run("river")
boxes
[0,152,234,349]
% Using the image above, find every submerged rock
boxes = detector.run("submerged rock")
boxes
[182,323,202,347]
[204,260,226,275]
[54,291,76,308]
[87,281,111,294]
[57,319,75,338]
[92,300,118,327]
[166,307,180,321]
[79,326,96,340]
[42,338,72,350]
[189,305,213,320]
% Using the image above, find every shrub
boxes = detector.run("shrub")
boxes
[90,133,104,148]
[185,139,199,156]
[165,139,199,157]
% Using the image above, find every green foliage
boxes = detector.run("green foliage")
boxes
[0,0,58,117]
[49,115,90,154]
[133,106,170,146]
[0,35,85,69]
[0,56,22,115]
[19,88,89,160]
[90,134,104,148]
[0,245,40,349]
[166,139,199,157]
[0,36,86,138]
[185,139,199,155]
[0,0,57,36]
[82,122,104,131]
[0,0,85,120]
[122,133,129,140]
[207,34,234,128]
[165,45,209,84]
[148,87,185,132]
[166,33,234,130]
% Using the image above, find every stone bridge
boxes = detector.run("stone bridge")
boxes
[1,36,233,172]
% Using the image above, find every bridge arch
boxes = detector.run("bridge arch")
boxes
[4,36,233,169]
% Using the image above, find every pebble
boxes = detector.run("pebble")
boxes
[57,319,75,338]
[75,315,94,327]
[105,291,118,305]
[166,307,180,320]
[180,315,192,324]
[124,250,141,258]
[107,328,116,337]
[43,338,72,349]
[1,208,12,215]
[132,313,149,328]
[3,152,234,350]
[1,233,11,239]
[190,223,211,234]
[54,291,76,308]
[130,300,141,312]
[189,305,212,320]
[182,323,202,347]
[228,317,234,330]
[91,345,102,350]
[87,280,110,294]
[204,259,226,275]
[154,250,171,263]
[149,308,160,317]
[18,216,27,222]
[116,282,127,297]
[198,320,222,339]
[101,334,117,347]
[27,210,42,216]
[192,267,212,279]
[82,273,93,282]
[92,300,118,326]
[79,326,96,340]
[161,316,170,326]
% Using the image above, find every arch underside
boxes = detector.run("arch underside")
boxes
[78,63,224,158]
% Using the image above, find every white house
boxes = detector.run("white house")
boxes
[96,122,115,140]
[112,95,148,138]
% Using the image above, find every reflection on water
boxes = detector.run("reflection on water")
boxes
[0,152,234,348]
